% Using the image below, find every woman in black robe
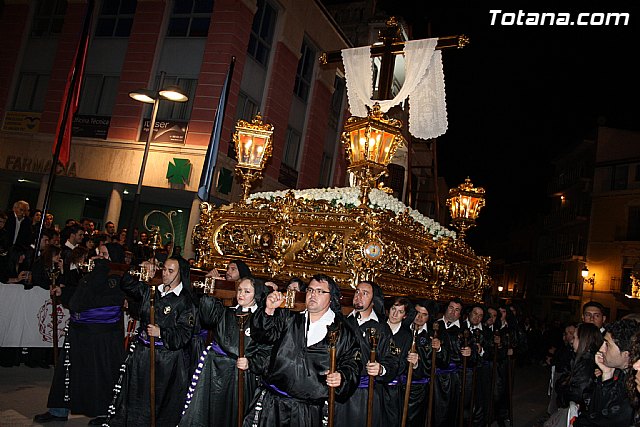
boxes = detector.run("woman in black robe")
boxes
[106,257,195,427]
[34,258,125,424]
[179,276,269,427]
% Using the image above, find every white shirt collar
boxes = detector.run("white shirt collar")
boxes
[306,309,336,347]
[158,282,183,297]
[65,241,77,250]
[350,309,378,326]
[440,317,461,329]
[411,322,428,334]
[232,303,258,313]
[387,320,402,335]
[466,320,483,330]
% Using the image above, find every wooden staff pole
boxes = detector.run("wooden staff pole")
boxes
[487,330,500,427]
[327,322,340,427]
[236,310,249,427]
[459,329,470,427]
[425,322,440,427]
[505,332,514,427]
[145,264,156,427]
[366,328,379,427]
[468,329,481,427]
[49,269,60,365]
[401,326,419,427]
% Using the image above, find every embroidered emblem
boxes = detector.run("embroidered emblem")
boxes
[163,306,171,315]
[188,314,195,327]
[419,337,427,346]
[245,327,251,337]
[108,278,118,288]
[354,350,361,362]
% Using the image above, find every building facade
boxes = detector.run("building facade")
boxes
[0,0,351,257]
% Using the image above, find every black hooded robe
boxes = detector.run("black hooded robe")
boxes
[46,260,125,417]
[106,271,195,427]
[243,307,362,427]
[179,283,270,427]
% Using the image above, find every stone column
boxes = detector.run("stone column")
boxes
[104,184,124,230]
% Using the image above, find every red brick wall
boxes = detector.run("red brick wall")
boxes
[185,0,255,147]
[297,81,332,188]
[262,42,299,180]
[108,1,167,141]
[39,1,88,134]
[0,2,30,123]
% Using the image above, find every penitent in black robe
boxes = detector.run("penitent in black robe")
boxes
[381,325,413,427]
[47,261,125,417]
[243,308,362,427]
[334,315,400,427]
[179,297,270,427]
[106,273,195,427]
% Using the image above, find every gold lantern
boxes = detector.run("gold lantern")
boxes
[446,177,486,238]
[341,103,405,206]
[233,113,274,200]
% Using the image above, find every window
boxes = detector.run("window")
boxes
[612,164,629,190]
[282,126,302,169]
[13,73,50,112]
[78,75,120,115]
[247,0,277,66]
[155,76,197,121]
[235,91,259,122]
[628,206,640,240]
[293,39,316,102]
[328,76,345,130]
[318,152,332,187]
[166,0,213,37]
[32,0,67,37]
[95,0,136,37]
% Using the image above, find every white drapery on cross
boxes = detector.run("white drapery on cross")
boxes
[341,38,448,140]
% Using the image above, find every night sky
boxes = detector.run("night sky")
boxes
[376,5,640,256]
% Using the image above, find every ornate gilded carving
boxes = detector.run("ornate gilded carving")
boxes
[192,189,490,302]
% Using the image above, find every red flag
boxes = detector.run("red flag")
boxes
[52,2,92,167]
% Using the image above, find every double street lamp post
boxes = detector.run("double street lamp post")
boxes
[126,71,188,250]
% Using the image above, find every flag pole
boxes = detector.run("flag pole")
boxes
[197,56,236,203]
[32,0,94,268]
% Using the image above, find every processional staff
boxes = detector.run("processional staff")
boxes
[425,322,440,427]
[235,307,250,427]
[459,329,471,427]
[401,326,419,427]
[366,328,379,427]
[487,329,500,427]
[47,267,61,365]
[144,264,157,427]
[327,322,341,427]
[505,332,514,427]
[468,329,482,427]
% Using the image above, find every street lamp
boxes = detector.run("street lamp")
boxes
[233,113,274,200]
[446,177,486,239]
[581,266,596,299]
[126,71,189,249]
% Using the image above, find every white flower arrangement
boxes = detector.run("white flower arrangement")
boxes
[247,187,456,240]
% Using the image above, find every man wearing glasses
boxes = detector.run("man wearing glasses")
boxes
[582,301,607,333]
[244,274,362,426]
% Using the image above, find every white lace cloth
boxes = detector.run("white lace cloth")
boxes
[341,38,448,140]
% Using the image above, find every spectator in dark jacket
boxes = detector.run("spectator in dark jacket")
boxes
[555,323,603,408]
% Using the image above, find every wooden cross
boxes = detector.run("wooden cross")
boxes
[320,17,469,100]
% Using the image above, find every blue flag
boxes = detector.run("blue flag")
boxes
[197,56,236,201]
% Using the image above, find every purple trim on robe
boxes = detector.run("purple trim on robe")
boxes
[436,362,459,375]
[137,333,164,347]
[209,340,228,357]
[358,375,370,388]
[388,375,430,386]
[264,382,292,398]
[70,306,122,324]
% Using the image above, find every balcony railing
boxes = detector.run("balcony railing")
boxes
[538,281,583,298]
